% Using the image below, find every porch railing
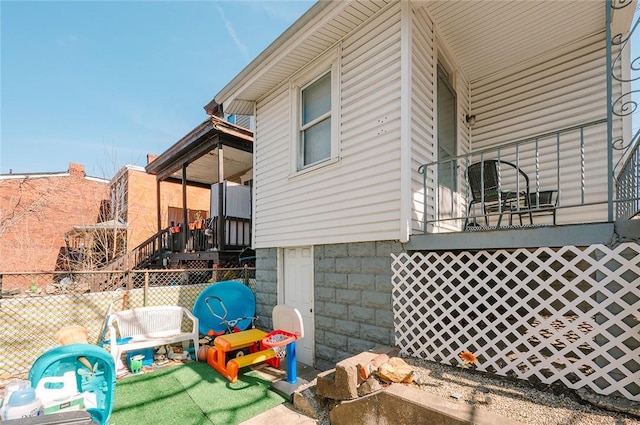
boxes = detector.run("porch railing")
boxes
[614,136,640,220]
[95,215,253,271]
[167,216,251,253]
[417,119,626,233]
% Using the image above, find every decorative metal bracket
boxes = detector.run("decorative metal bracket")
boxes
[611,1,640,169]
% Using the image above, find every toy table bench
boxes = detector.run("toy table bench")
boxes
[206,328,279,383]
[206,305,303,384]
[107,306,199,368]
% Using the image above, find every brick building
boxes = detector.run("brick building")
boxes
[111,157,211,253]
[0,163,110,290]
[0,160,212,292]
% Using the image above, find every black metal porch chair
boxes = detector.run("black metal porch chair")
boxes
[525,190,558,225]
[464,159,533,229]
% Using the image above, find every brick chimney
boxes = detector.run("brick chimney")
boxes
[68,163,85,178]
[147,154,158,165]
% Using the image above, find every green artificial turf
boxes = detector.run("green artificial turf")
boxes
[110,362,286,425]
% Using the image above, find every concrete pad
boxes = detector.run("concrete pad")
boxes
[271,377,309,401]
[238,403,317,425]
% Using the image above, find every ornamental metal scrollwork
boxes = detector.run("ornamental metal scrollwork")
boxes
[611,0,634,10]
[611,1,640,172]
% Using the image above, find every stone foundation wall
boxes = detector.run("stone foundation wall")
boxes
[254,247,278,331]
[256,241,400,371]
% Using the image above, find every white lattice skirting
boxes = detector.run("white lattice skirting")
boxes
[392,243,640,401]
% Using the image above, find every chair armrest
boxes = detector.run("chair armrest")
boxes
[107,315,119,357]
[182,307,199,334]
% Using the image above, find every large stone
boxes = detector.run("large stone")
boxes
[376,357,415,384]
[316,347,399,400]
[316,347,397,400]
[357,375,383,397]
[317,367,358,400]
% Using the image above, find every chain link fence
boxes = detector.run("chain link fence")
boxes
[1,265,255,294]
[0,267,255,387]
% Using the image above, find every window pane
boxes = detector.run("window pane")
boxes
[303,117,331,166]
[437,69,457,191]
[302,73,331,125]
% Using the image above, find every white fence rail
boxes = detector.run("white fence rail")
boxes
[392,242,640,401]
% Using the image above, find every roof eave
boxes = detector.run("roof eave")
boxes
[145,116,253,179]
[210,0,332,109]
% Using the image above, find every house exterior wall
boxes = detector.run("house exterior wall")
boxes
[410,6,436,236]
[256,242,397,371]
[254,247,278,331]
[410,14,625,233]
[469,32,623,225]
[0,164,109,291]
[410,6,472,234]
[253,1,404,249]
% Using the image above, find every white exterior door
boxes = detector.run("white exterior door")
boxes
[283,246,314,366]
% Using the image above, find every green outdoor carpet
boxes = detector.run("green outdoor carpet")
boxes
[110,362,286,425]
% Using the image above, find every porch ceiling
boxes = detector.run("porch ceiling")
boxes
[146,116,253,186]
[422,1,604,83]
[214,1,611,113]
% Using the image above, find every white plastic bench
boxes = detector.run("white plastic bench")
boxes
[107,306,199,367]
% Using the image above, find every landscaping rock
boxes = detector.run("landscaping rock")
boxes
[376,357,414,384]
[357,375,383,397]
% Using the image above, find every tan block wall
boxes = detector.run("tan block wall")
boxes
[125,169,211,250]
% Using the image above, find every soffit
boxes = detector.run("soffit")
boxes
[217,1,607,114]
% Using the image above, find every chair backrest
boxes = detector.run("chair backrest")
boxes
[467,159,529,203]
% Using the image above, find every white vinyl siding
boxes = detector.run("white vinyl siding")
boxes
[410,7,471,235]
[410,7,435,235]
[470,32,622,225]
[253,2,403,248]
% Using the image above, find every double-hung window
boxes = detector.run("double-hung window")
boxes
[300,72,332,167]
[291,46,339,174]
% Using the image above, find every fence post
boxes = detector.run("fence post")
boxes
[144,271,149,306]
[243,264,248,286]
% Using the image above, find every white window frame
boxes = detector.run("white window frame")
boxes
[290,46,340,176]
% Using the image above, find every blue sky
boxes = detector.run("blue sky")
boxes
[0,0,315,178]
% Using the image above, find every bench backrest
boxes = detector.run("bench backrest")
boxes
[111,306,186,339]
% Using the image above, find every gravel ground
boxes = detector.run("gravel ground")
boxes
[299,357,640,425]
[403,357,640,425]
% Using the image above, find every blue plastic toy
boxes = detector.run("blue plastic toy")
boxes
[28,343,116,425]
[193,280,256,335]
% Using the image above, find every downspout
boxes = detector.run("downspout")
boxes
[217,142,225,252]
[607,0,614,222]
[182,164,188,252]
